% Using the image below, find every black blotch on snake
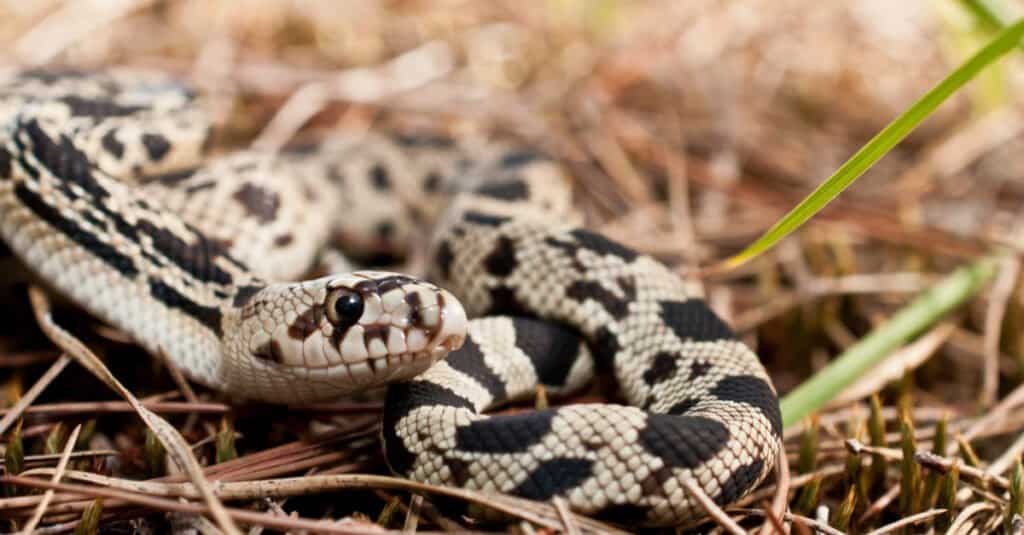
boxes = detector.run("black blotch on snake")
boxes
[475,179,529,201]
[486,286,532,317]
[660,300,736,343]
[370,163,391,190]
[463,210,509,226]
[565,279,634,319]
[511,318,582,388]
[714,459,766,506]
[483,235,518,277]
[141,133,171,161]
[499,151,540,168]
[434,240,454,280]
[666,398,700,415]
[514,458,594,501]
[232,183,281,224]
[444,336,507,402]
[101,130,124,158]
[710,375,782,437]
[642,352,678,386]
[382,382,475,474]
[592,504,653,525]
[454,411,556,453]
[148,277,224,336]
[637,414,730,469]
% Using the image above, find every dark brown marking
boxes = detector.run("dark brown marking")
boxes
[375,275,416,293]
[101,130,124,158]
[253,339,286,363]
[0,146,10,179]
[667,398,699,415]
[232,183,280,224]
[406,292,424,327]
[148,278,223,336]
[444,457,472,486]
[184,180,215,193]
[483,236,518,277]
[642,352,677,386]
[354,279,379,294]
[274,234,294,247]
[288,305,324,340]
[434,240,454,280]
[691,360,712,378]
[141,133,171,161]
[423,171,442,193]
[364,324,389,344]
[233,285,264,307]
[370,164,390,190]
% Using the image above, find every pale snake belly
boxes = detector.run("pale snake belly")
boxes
[0,68,781,527]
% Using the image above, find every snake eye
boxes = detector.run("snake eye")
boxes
[326,289,364,328]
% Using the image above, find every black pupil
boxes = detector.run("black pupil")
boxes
[333,292,364,326]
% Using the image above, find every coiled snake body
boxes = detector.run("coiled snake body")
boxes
[0,68,781,526]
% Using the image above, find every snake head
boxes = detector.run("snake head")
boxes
[225,271,467,402]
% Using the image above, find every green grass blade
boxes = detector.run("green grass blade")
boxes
[780,257,999,429]
[712,18,1024,273]
[959,0,1013,31]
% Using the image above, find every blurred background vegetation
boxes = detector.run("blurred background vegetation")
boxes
[2,0,1024,532]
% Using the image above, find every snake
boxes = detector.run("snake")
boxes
[0,67,781,527]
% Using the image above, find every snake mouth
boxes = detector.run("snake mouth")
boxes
[428,289,467,355]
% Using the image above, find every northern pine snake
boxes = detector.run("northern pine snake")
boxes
[0,68,781,526]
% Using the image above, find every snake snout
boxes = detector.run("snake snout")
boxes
[429,289,467,356]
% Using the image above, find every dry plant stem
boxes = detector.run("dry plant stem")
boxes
[863,509,948,535]
[23,450,118,465]
[251,82,330,150]
[26,287,241,535]
[552,497,580,535]
[914,451,1011,491]
[987,430,1024,476]
[681,478,744,535]
[0,401,229,417]
[0,354,71,437]
[734,465,846,509]
[896,110,1024,198]
[962,379,1024,444]
[609,110,986,260]
[3,475,393,535]
[947,502,998,534]
[827,322,955,408]
[402,494,423,533]
[784,406,954,440]
[729,508,845,535]
[3,473,622,535]
[0,350,59,367]
[733,273,935,332]
[758,502,787,535]
[14,0,154,65]
[758,442,790,535]
[19,423,81,534]
[982,255,1019,406]
[850,440,1013,502]
[154,347,211,436]
[858,486,900,526]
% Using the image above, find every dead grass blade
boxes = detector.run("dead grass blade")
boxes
[0,354,71,437]
[26,286,241,535]
[19,424,81,534]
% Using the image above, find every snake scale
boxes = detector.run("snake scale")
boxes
[0,68,781,526]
